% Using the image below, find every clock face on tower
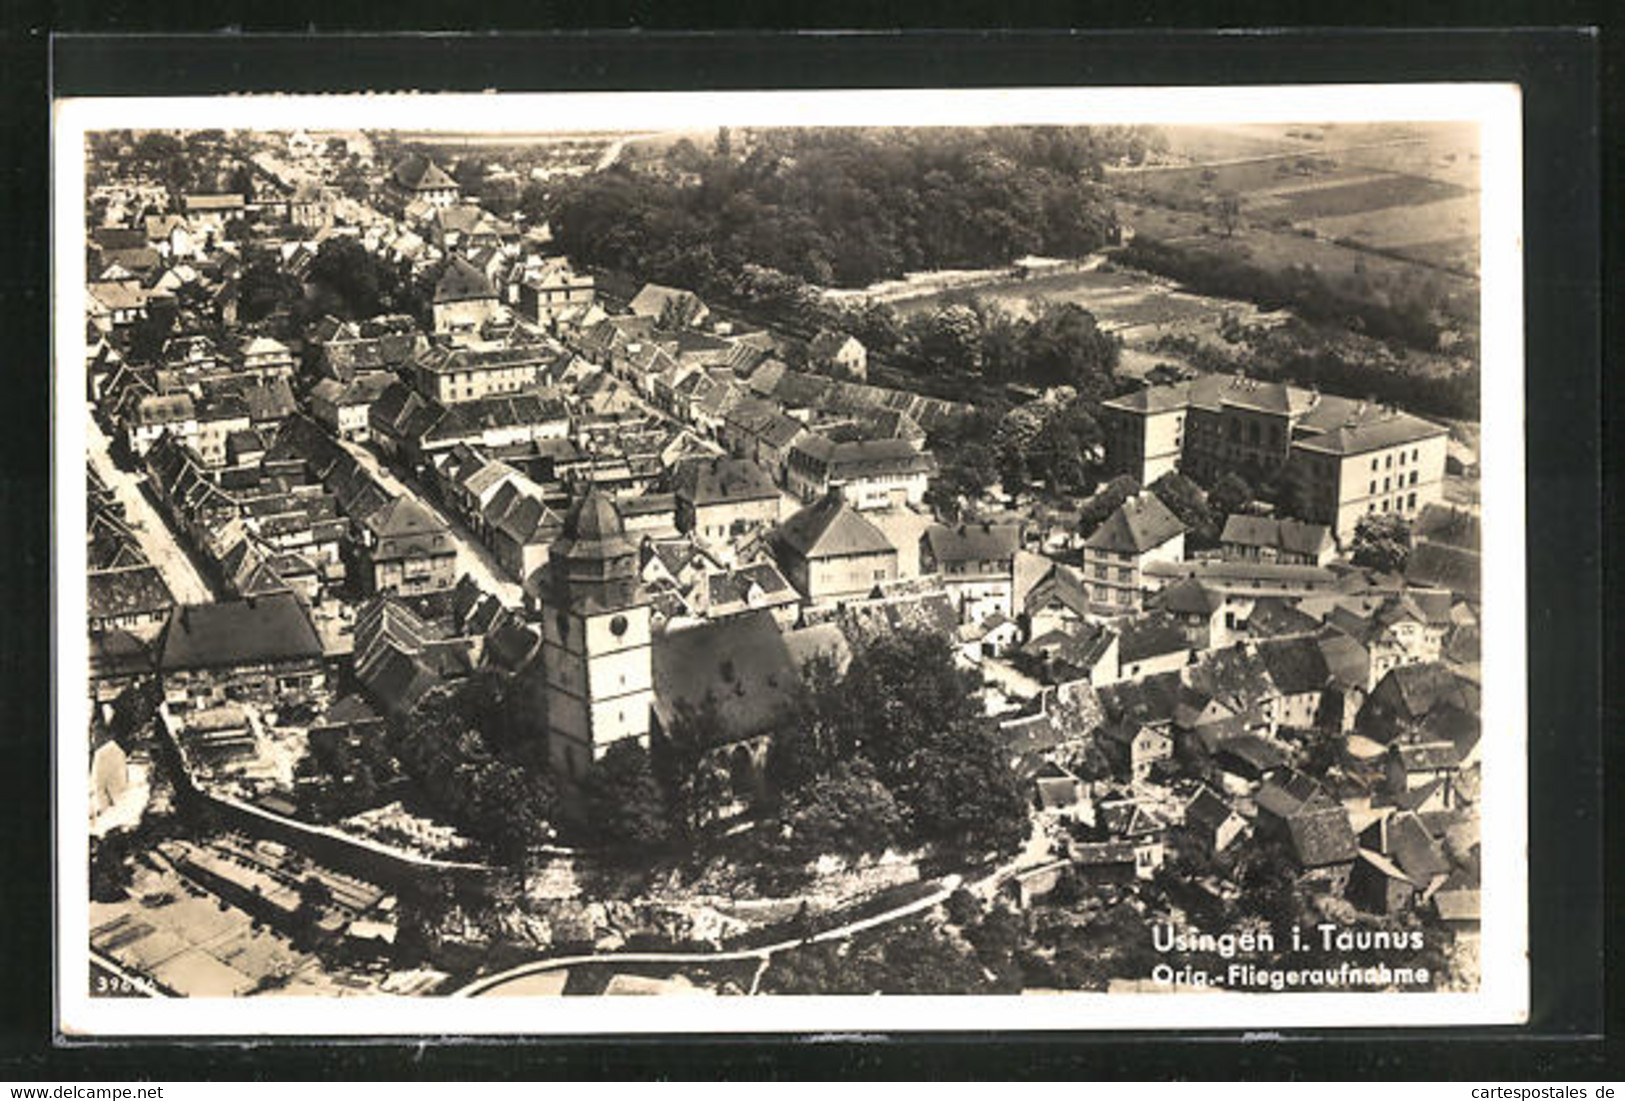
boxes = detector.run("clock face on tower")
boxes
[609,614,629,637]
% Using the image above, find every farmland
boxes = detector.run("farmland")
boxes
[1109,121,1483,284]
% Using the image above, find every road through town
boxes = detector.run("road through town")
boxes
[87,415,216,604]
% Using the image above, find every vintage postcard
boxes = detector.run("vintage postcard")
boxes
[53,85,1527,1035]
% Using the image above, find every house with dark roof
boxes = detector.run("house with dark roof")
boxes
[1024,563,1093,640]
[308,372,398,442]
[432,256,503,338]
[1147,576,1231,650]
[920,521,1021,625]
[1100,719,1174,784]
[359,497,458,596]
[1285,804,1359,887]
[1022,619,1119,687]
[1356,660,1480,748]
[1220,514,1335,566]
[388,153,460,210]
[1255,636,1332,730]
[1115,613,1191,680]
[769,491,898,604]
[158,593,326,710]
[1081,490,1186,614]
[696,561,800,629]
[1385,741,1463,812]
[1184,785,1247,855]
[1326,589,1452,689]
[785,434,934,511]
[87,564,175,639]
[670,456,782,548]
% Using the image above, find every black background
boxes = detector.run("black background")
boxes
[0,20,1612,1081]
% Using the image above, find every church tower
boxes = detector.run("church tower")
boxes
[537,489,654,781]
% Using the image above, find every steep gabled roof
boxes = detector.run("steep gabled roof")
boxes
[392,154,458,193]
[1255,636,1331,696]
[1085,491,1185,555]
[771,492,894,560]
[434,256,497,305]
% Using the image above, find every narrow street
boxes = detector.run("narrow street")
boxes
[336,437,525,607]
[86,414,216,605]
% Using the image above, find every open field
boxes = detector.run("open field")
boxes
[1112,122,1482,283]
[1118,203,1480,315]
[1248,173,1470,222]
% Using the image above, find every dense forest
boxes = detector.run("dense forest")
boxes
[546,127,1142,293]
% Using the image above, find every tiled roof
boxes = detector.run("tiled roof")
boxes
[1287,806,1358,867]
[1220,514,1332,557]
[924,522,1021,565]
[87,565,174,620]
[1117,613,1190,665]
[392,154,458,193]
[771,492,895,560]
[1084,491,1185,554]
[1293,411,1448,456]
[159,592,322,671]
[434,256,498,304]
[651,609,807,746]
[1255,636,1331,696]
[671,456,779,507]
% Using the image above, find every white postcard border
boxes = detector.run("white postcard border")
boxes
[53,83,1527,1035]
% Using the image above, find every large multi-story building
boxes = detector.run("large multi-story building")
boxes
[769,490,899,605]
[785,435,934,510]
[535,491,655,781]
[1100,374,1450,543]
[1286,412,1450,541]
[1080,491,1187,615]
[516,257,597,326]
[410,342,554,405]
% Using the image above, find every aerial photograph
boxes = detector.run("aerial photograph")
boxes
[77,118,1484,1001]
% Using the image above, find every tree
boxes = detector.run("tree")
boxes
[1214,191,1242,238]
[824,631,983,778]
[925,440,998,521]
[228,164,257,204]
[771,758,905,861]
[1149,471,1217,546]
[1349,512,1413,574]
[652,696,732,840]
[1208,471,1255,522]
[891,718,1029,854]
[307,237,411,320]
[1077,474,1140,535]
[237,248,301,325]
[579,740,670,847]
[1020,301,1120,399]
